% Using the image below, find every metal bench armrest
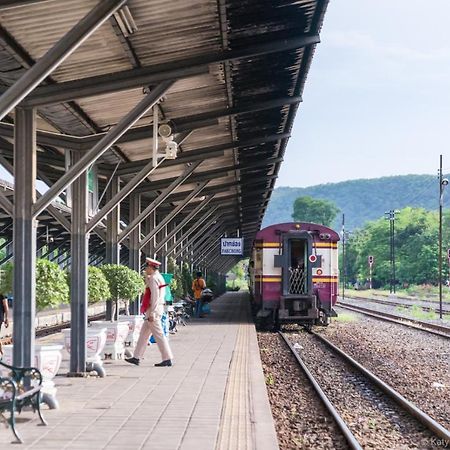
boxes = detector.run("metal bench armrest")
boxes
[0,359,43,387]
[0,376,17,407]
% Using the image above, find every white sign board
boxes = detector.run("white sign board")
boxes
[221,237,243,255]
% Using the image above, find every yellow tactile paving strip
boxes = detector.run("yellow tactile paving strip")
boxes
[216,323,252,450]
[216,300,279,450]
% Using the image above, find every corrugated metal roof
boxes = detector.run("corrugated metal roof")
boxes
[0,0,328,263]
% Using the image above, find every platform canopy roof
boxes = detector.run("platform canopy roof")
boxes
[0,0,327,270]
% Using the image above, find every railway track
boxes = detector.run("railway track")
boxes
[364,292,447,305]
[280,331,450,449]
[346,295,450,315]
[0,311,107,346]
[338,301,450,339]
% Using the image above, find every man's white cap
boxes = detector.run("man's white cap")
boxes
[145,257,161,267]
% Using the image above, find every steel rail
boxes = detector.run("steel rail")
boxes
[310,330,450,442]
[346,295,450,315]
[279,332,363,450]
[348,292,444,305]
[338,302,450,339]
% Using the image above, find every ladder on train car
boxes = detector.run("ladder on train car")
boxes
[288,267,307,295]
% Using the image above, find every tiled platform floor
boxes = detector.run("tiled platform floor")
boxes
[0,292,279,450]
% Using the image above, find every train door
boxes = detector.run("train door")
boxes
[253,242,263,305]
[278,231,313,298]
[275,230,318,322]
[287,239,308,296]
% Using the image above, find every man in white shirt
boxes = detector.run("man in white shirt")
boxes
[125,257,173,367]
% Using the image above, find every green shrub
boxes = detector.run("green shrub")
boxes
[36,259,69,310]
[100,264,144,302]
[167,257,183,298]
[88,266,110,305]
[0,262,13,295]
[181,263,193,297]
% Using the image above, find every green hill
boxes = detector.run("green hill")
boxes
[263,175,444,231]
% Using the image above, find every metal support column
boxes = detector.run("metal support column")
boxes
[13,107,36,367]
[69,151,89,374]
[105,176,120,320]
[129,193,141,315]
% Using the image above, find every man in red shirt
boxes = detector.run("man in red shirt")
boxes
[125,258,173,367]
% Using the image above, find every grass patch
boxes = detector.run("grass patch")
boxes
[396,305,408,314]
[368,418,378,430]
[265,374,275,386]
[334,312,358,323]
[410,304,437,320]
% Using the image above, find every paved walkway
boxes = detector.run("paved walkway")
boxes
[0,292,279,450]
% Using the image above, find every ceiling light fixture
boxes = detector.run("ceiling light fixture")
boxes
[114,5,138,37]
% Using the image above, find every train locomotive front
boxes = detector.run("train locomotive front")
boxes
[250,222,339,329]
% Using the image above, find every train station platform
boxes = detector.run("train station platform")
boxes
[0,292,279,450]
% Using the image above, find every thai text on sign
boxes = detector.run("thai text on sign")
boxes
[221,238,243,255]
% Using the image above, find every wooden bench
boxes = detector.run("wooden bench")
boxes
[0,359,47,443]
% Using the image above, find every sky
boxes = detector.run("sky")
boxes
[277,0,450,187]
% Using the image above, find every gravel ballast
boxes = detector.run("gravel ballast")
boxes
[258,332,349,450]
[287,330,443,449]
[328,310,450,430]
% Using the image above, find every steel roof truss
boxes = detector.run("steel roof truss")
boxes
[118,160,201,243]
[23,34,319,106]
[154,198,217,254]
[33,81,173,218]
[139,180,208,250]
[0,0,127,120]
[169,210,229,259]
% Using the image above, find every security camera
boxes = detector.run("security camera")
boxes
[165,140,178,159]
[442,178,449,186]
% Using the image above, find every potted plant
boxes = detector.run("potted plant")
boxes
[100,264,144,319]
[36,259,69,311]
[181,262,193,297]
[0,261,13,304]
[61,266,110,377]
[87,265,110,306]
[2,259,68,408]
[91,265,145,360]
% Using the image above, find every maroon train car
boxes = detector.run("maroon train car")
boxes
[249,222,339,328]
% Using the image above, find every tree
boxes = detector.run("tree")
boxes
[345,207,444,288]
[226,259,248,290]
[167,257,183,298]
[181,263,193,296]
[100,264,145,319]
[292,196,340,227]
[0,262,13,295]
[36,259,69,310]
[87,266,111,305]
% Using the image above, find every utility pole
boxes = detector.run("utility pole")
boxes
[438,155,448,320]
[341,213,345,300]
[385,210,399,294]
